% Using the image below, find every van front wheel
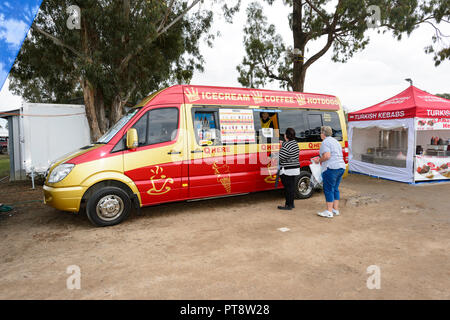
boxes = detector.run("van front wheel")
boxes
[295,171,314,199]
[86,187,131,227]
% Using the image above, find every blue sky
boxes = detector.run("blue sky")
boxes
[0,0,42,91]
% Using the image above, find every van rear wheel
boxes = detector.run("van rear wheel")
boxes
[86,187,131,227]
[295,171,314,199]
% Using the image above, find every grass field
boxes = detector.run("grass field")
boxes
[0,154,10,178]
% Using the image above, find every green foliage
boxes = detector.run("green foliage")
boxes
[9,0,240,138]
[11,0,214,104]
[237,0,450,91]
[236,2,291,89]
[0,155,9,178]
[436,93,450,100]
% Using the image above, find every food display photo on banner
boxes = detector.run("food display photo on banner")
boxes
[219,109,256,144]
[415,117,450,181]
[415,155,450,180]
[416,118,450,131]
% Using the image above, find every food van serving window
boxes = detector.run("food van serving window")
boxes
[253,110,279,143]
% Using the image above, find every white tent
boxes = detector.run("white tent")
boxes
[348,86,450,184]
[349,118,415,183]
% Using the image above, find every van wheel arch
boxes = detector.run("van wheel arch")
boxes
[82,180,139,210]
[300,166,311,174]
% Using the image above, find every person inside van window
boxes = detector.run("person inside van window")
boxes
[260,112,275,129]
[313,125,346,218]
[277,128,300,211]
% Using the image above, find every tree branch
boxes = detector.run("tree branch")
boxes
[303,33,334,69]
[156,0,201,36]
[333,18,359,33]
[303,0,342,69]
[304,0,330,26]
[31,24,87,61]
[424,20,450,38]
[157,0,176,33]
[379,15,443,32]
[119,0,202,73]
[123,83,137,105]
[259,53,293,89]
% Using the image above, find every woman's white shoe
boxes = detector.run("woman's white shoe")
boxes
[317,210,333,218]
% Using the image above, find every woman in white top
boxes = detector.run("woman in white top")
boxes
[313,126,346,218]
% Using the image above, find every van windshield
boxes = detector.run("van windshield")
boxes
[96,107,142,144]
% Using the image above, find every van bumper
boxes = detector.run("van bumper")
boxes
[43,185,85,212]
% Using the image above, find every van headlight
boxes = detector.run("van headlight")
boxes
[48,164,75,183]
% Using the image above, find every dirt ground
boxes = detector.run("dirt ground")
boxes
[0,174,449,300]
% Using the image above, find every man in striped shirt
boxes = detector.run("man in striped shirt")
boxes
[278,128,300,210]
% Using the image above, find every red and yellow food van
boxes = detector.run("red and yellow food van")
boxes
[43,85,348,226]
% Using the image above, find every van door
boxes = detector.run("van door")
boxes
[123,106,187,206]
[187,106,257,199]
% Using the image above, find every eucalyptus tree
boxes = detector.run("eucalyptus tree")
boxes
[237,0,450,92]
[10,0,240,140]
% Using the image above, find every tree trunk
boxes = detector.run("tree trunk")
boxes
[80,9,102,141]
[95,88,108,133]
[110,94,125,126]
[293,63,307,92]
[292,0,307,92]
[81,79,102,142]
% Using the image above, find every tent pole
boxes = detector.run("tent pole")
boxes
[31,166,35,190]
[413,118,417,184]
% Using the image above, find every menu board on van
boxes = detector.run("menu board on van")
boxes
[219,109,256,143]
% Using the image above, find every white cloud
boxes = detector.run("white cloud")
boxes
[0,14,28,49]
[0,62,8,92]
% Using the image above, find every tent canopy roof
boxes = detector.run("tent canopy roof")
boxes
[349,86,450,121]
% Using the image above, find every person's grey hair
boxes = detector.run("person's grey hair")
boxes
[321,126,333,137]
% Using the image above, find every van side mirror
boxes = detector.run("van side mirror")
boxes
[126,128,139,149]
